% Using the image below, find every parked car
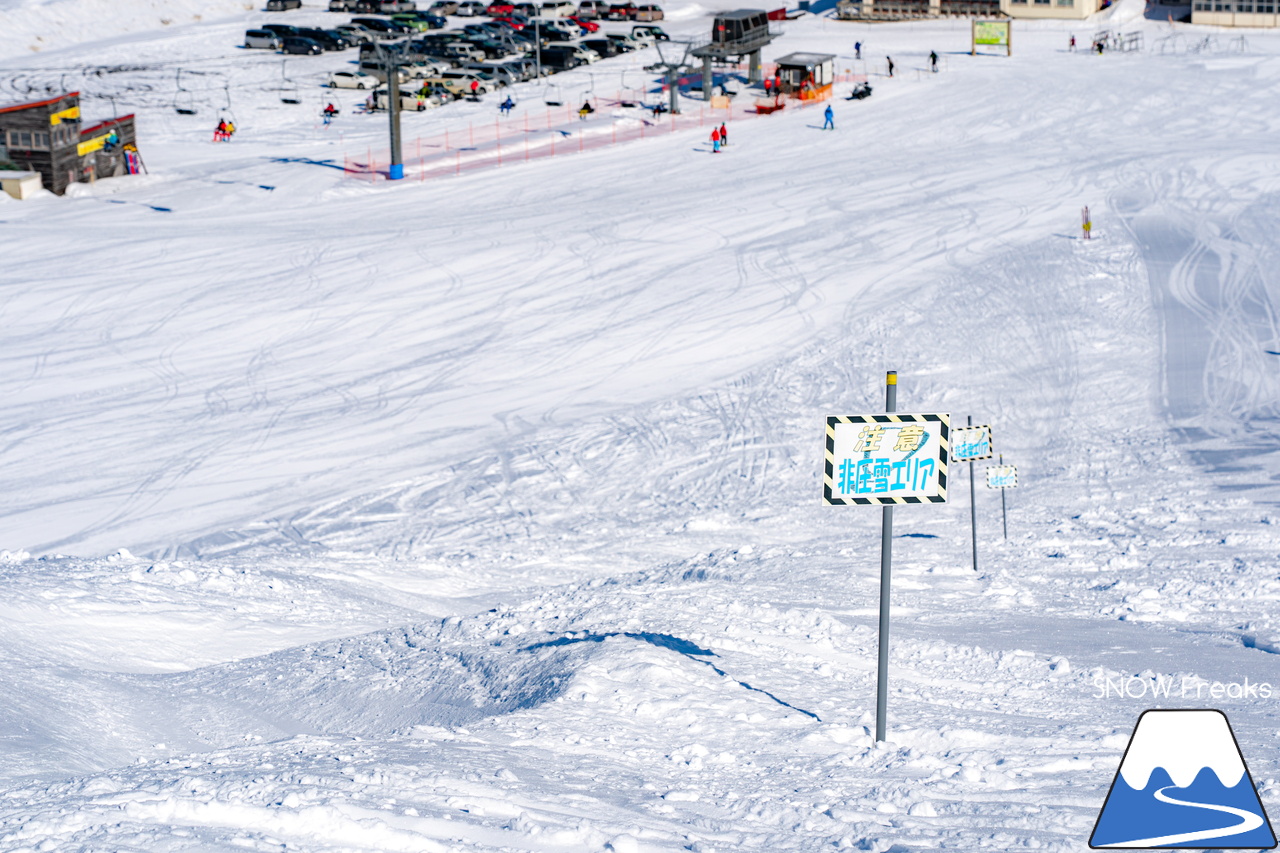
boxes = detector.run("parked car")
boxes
[625,27,654,46]
[605,1,635,18]
[539,0,577,13]
[576,0,607,15]
[244,29,283,48]
[412,76,472,97]
[566,14,599,31]
[490,14,530,28]
[464,61,520,85]
[631,23,667,39]
[455,0,487,11]
[371,86,444,110]
[350,16,413,36]
[459,35,513,57]
[579,36,617,57]
[391,11,447,28]
[260,22,302,35]
[329,70,379,88]
[603,31,640,50]
[633,3,662,19]
[438,68,499,92]
[531,22,574,40]
[485,1,515,12]
[537,44,580,68]
[427,0,459,11]
[375,0,418,10]
[404,58,453,75]
[298,27,352,49]
[281,35,324,53]
[571,44,600,62]
[328,0,355,9]
[266,0,301,10]
[334,22,377,42]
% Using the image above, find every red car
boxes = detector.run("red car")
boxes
[567,14,599,30]
[485,1,514,13]
[606,2,636,18]
[490,13,528,26]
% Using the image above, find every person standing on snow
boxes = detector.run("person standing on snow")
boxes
[719,122,727,147]
[886,56,894,77]
[854,40,862,60]
[1069,34,1076,51]
[711,126,721,153]
[929,50,938,72]
[822,104,833,130]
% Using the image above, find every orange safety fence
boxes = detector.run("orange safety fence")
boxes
[344,88,836,182]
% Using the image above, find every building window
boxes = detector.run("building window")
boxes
[8,130,49,150]
[1056,0,1073,6]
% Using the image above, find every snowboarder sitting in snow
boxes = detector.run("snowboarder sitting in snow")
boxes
[500,95,515,115]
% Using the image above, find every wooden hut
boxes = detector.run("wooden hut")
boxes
[773,52,836,101]
[0,92,140,196]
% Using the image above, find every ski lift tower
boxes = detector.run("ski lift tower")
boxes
[691,9,775,100]
[646,39,697,115]
[370,41,405,180]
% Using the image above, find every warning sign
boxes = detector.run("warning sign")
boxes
[823,414,949,505]
[986,465,1017,489]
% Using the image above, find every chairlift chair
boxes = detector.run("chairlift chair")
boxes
[173,69,198,115]
[219,83,240,127]
[280,60,302,105]
[543,82,563,106]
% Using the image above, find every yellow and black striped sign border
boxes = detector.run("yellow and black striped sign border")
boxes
[985,467,1018,489]
[823,413,950,506]
[951,424,994,461]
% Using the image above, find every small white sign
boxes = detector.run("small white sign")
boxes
[824,414,950,505]
[952,424,993,461]
[986,465,1018,489]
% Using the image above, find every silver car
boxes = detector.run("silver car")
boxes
[244,29,283,48]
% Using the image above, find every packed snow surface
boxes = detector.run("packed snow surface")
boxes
[3,0,1280,849]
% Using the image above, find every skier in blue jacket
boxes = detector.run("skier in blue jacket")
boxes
[822,104,834,130]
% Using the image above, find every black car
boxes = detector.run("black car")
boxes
[350,16,413,36]
[538,45,580,69]
[260,22,303,36]
[580,37,618,57]
[459,37,508,58]
[266,0,301,9]
[297,27,351,49]
[281,35,324,54]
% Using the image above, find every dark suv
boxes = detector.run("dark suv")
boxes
[281,35,324,54]
[538,45,580,69]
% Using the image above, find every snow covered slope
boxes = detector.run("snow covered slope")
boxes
[2,1,1280,850]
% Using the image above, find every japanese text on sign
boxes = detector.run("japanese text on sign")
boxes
[986,465,1018,489]
[951,425,993,461]
[824,414,950,505]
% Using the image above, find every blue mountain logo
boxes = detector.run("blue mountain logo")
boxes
[1091,709,1276,849]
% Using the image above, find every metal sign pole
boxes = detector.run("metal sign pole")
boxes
[999,453,1008,540]
[968,415,978,573]
[875,370,896,744]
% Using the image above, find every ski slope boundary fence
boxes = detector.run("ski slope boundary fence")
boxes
[342,79,858,182]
